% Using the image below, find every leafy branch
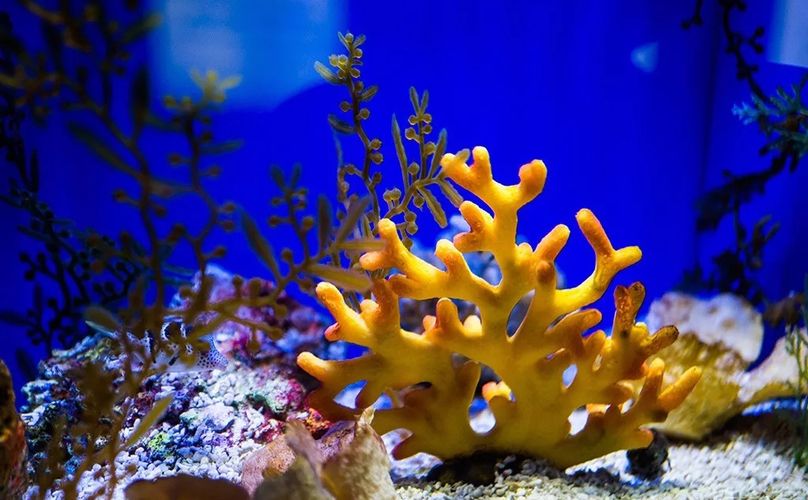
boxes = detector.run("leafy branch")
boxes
[315,32,462,256]
[237,165,380,338]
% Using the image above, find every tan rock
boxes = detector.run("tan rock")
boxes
[320,410,395,500]
[124,474,250,500]
[244,409,395,500]
[646,292,806,440]
[646,292,763,364]
[739,329,807,405]
[241,435,298,495]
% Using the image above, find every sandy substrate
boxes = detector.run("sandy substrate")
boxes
[394,407,807,499]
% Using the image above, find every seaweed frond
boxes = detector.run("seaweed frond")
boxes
[237,165,381,341]
[2,9,151,381]
[317,32,461,256]
[0,178,145,353]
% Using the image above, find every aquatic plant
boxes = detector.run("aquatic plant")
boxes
[785,275,808,467]
[3,1,439,494]
[0,5,369,498]
[681,0,807,308]
[316,33,462,276]
[299,147,702,467]
[2,12,145,366]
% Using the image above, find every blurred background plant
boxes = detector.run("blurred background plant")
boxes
[681,0,806,318]
[316,32,462,306]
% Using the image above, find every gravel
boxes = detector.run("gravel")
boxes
[395,407,808,499]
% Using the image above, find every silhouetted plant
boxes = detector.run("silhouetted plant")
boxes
[0,93,145,355]
[0,2,240,494]
[683,0,808,469]
[681,0,807,308]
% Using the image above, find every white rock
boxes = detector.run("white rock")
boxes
[646,292,763,363]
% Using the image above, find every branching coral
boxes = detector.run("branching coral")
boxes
[299,147,702,467]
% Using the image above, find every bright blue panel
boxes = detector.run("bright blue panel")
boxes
[149,0,346,108]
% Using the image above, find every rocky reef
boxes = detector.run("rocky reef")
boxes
[11,271,808,499]
[15,339,808,499]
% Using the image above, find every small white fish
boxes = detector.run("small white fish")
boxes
[86,319,229,373]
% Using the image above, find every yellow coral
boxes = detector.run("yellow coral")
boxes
[298,147,702,468]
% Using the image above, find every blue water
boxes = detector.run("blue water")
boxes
[2,0,806,399]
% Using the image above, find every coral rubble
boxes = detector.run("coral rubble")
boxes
[298,146,701,467]
[125,410,395,500]
[22,342,323,495]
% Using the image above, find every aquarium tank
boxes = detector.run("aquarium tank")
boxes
[0,1,806,498]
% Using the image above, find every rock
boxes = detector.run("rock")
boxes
[647,292,763,363]
[245,375,306,419]
[125,474,249,500]
[241,435,297,495]
[0,360,28,499]
[246,410,395,499]
[426,452,539,486]
[426,452,503,485]
[180,402,235,433]
[173,265,328,363]
[646,292,806,440]
[739,329,808,404]
[318,410,395,500]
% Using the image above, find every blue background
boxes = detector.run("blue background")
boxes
[2,0,806,400]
